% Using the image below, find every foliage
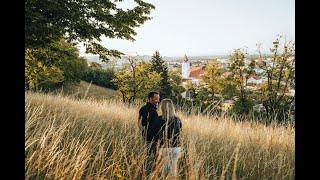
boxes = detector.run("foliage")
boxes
[230,98,254,118]
[229,49,255,114]
[256,36,295,120]
[150,51,172,99]
[113,60,161,103]
[25,49,65,90]
[82,67,117,90]
[169,69,185,103]
[201,62,224,97]
[25,39,88,90]
[219,77,238,100]
[25,0,155,62]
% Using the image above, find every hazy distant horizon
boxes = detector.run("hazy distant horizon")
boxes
[78,0,294,57]
[82,53,275,64]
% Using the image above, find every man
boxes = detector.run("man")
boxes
[138,91,160,176]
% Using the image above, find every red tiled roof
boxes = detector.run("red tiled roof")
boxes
[248,75,260,80]
[222,72,232,78]
[189,67,205,78]
[247,82,257,87]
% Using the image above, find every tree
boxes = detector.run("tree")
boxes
[169,69,185,103]
[229,48,255,115]
[150,51,172,99]
[25,49,64,90]
[219,76,238,100]
[25,0,155,62]
[113,60,161,103]
[82,67,117,90]
[57,56,88,85]
[33,39,88,83]
[25,39,88,90]
[201,62,224,97]
[256,36,295,120]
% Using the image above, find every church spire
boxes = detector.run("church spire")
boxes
[183,53,189,62]
[181,53,190,79]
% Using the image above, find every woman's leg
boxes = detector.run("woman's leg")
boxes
[160,148,170,176]
[171,147,183,177]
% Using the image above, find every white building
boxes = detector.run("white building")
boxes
[181,54,190,79]
[285,89,295,97]
[180,54,205,98]
[247,76,264,85]
[254,67,264,74]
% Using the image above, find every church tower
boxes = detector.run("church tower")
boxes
[181,54,190,79]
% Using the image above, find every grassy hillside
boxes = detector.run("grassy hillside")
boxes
[25,91,294,179]
[50,80,118,100]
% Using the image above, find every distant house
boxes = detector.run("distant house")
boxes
[188,67,205,85]
[247,76,263,84]
[285,89,295,97]
[222,72,232,78]
[246,75,267,90]
[254,67,264,74]
[276,87,295,96]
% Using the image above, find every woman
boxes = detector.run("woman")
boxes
[156,98,183,178]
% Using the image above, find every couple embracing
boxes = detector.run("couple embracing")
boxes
[138,91,183,178]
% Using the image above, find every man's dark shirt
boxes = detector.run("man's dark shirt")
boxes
[138,102,159,142]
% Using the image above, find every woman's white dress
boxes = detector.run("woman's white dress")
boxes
[158,147,183,176]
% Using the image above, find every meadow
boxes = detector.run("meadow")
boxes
[25,90,294,180]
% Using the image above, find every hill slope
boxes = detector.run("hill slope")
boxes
[51,80,118,100]
[25,91,294,179]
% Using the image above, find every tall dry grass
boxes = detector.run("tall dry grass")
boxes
[50,80,118,101]
[25,91,294,180]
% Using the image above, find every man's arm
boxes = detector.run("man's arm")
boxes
[139,106,148,127]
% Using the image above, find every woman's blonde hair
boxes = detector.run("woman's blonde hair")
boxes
[160,98,176,122]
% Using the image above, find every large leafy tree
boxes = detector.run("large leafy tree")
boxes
[229,48,255,115]
[256,36,295,120]
[168,69,185,103]
[113,60,161,103]
[25,49,65,90]
[25,0,155,62]
[25,39,88,90]
[201,62,224,98]
[150,51,172,99]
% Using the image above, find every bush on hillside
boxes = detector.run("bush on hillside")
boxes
[82,67,117,90]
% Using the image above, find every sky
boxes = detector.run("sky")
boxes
[78,0,295,57]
